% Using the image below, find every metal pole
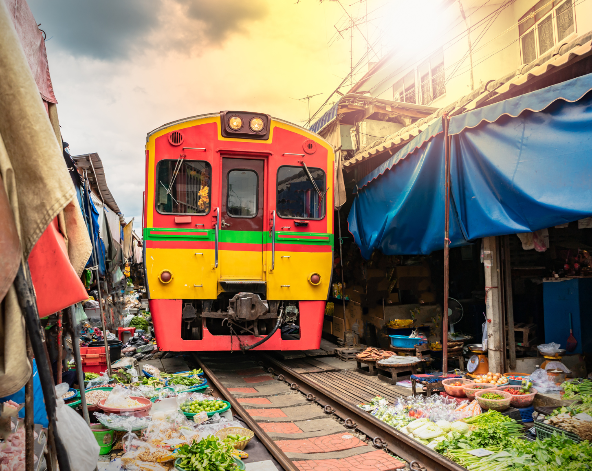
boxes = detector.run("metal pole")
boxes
[57,311,63,384]
[25,335,34,471]
[83,171,112,376]
[69,306,90,424]
[14,264,72,471]
[443,114,450,375]
[337,208,348,340]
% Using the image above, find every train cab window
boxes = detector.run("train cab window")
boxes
[156,159,211,214]
[227,170,258,217]
[277,165,325,219]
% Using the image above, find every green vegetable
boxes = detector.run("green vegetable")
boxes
[562,379,592,399]
[480,392,505,400]
[84,372,99,381]
[176,436,237,471]
[129,315,150,331]
[169,375,206,387]
[223,434,250,443]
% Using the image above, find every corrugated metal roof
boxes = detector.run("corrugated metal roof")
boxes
[72,153,121,215]
[344,31,592,170]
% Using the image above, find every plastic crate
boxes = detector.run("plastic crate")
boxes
[80,347,107,374]
[389,335,427,348]
[533,421,581,443]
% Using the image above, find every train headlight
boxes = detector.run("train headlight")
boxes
[250,117,265,132]
[228,116,242,131]
[308,273,321,286]
[159,270,173,284]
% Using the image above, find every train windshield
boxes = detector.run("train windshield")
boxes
[277,165,325,219]
[156,159,212,214]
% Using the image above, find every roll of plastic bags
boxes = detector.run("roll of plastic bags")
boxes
[55,383,100,470]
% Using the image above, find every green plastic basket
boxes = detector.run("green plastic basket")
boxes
[533,421,581,443]
[90,424,115,455]
[181,400,231,418]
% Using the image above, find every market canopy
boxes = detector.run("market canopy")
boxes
[348,73,592,258]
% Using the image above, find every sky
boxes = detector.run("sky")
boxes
[28,0,400,229]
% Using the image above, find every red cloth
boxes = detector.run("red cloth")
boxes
[28,217,88,317]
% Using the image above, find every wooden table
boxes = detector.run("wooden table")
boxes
[376,361,419,385]
[355,357,379,376]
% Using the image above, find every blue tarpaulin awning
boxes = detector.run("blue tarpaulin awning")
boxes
[348,73,592,258]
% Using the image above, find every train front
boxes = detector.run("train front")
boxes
[143,111,334,351]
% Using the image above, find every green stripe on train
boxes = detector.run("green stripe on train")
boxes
[143,228,333,245]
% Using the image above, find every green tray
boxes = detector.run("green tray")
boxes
[533,421,581,443]
[181,400,231,418]
[175,456,244,471]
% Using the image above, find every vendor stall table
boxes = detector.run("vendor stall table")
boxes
[376,361,419,385]
[410,373,462,396]
[356,358,378,376]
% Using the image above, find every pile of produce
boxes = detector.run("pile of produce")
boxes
[562,378,592,399]
[168,376,206,388]
[356,347,396,361]
[129,315,150,331]
[181,399,227,415]
[472,372,509,385]
[222,433,251,445]
[84,372,100,381]
[386,319,414,329]
[176,437,238,471]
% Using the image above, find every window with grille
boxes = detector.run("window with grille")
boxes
[393,50,445,106]
[519,0,575,65]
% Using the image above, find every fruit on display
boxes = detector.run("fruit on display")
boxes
[472,372,508,385]
[181,399,227,414]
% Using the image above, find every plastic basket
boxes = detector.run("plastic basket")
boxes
[215,427,254,450]
[533,421,581,443]
[175,457,244,471]
[389,335,427,348]
[181,400,231,418]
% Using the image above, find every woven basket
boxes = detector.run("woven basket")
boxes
[215,427,254,450]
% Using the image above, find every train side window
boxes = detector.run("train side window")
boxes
[156,159,211,215]
[277,165,325,219]
[227,169,258,218]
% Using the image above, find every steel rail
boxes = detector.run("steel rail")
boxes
[192,355,299,471]
[262,355,467,471]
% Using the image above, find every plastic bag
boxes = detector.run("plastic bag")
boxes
[105,385,144,408]
[538,342,562,355]
[113,267,125,284]
[543,361,571,373]
[87,371,110,389]
[55,383,100,471]
[73,303,88,328]
[530,368,562,393]
[94,412,151,431]
[481,320,488,351]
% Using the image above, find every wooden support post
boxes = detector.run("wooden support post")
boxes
[483,237,504,373]
[25,336,34,471]
[503,236,516,371]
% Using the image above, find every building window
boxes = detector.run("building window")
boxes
[519,0,575,64]
[394,49,445,106]
[393,70,417,104]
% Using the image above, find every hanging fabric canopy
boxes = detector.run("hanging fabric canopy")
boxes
[348,73,592,258]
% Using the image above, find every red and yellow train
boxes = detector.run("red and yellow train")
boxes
[143,111,334,351]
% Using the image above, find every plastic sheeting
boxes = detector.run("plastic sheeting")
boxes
[348,73,592,258]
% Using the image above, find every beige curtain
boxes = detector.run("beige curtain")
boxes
[0,0,90,395]
[323,122,347,209]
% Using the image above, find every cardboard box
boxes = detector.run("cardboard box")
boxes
[333,317,345,339]
[419,291,436,304]
[387,292,399,304]
[343,286,365,304]
[333,303,345,319]
[417,278,433,292]
[366,268,387,280]
[323,319,332,334]
[396,265,430,278]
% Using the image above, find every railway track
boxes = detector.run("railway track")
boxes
[192,353,465,471]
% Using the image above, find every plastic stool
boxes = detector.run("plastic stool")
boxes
[117,327,136,343]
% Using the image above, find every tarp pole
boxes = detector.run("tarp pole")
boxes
[83,171,112,376]
[443,114,450,375]
[68,305,90,424]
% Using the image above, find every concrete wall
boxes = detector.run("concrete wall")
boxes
[366,0,591,109]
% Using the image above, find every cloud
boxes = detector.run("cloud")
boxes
[28,0,269,61]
